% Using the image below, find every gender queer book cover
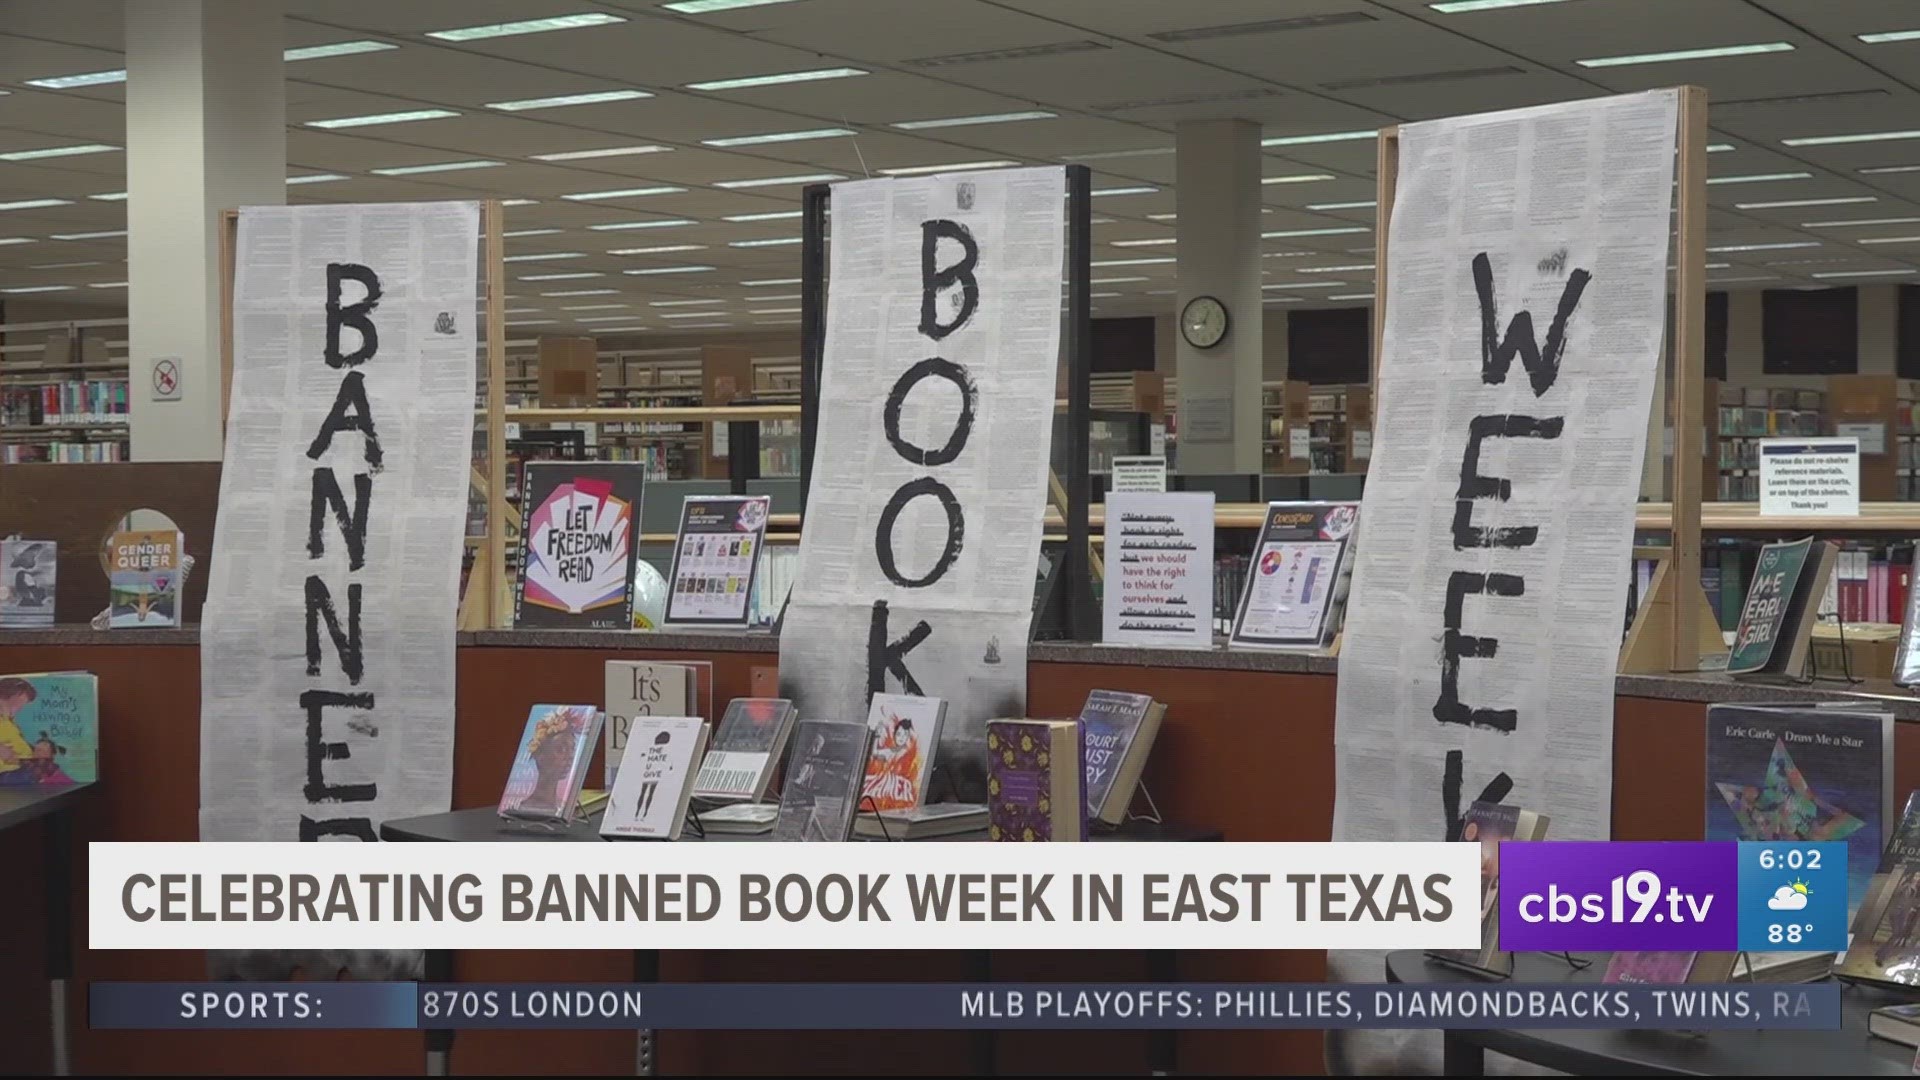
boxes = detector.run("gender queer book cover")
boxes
[498,704,603,820]
[1705,703,1893,915]
[107,529,181,628]
[0,672,96,786]
[514,463,644,630]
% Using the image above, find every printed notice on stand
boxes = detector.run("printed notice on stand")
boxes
[201,201,479,979]
[1102,492,1214,649]
[1334,91,1679,854]
[1109,456,1167,493]
[664,495,769,626]
[779,168,1065,796]
[1759,438,1859,518]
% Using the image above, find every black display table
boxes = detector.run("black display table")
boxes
[1385,950,1916,1076]
[384,806,1218,1077]
[2,783,95,1077]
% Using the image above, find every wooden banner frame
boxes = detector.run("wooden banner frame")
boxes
[1370,86,1710,674]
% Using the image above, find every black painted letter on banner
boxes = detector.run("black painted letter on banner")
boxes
[1441,750,1516,842]
[1472,252,1590,397]
[306,370,384,470]
[867,600,931,700]
[919,220,979,341]
[299,688,378,806]
[304,576,363,685]
[1452,414,1565,550]
[1433,571,1525,732]
[883,357,978,466]
[308,468,372,570]
[324,263,383,369]
[874,476,964,588]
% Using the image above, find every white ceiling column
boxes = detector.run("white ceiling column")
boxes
[126,0,284,461]
[1174,118,1263,475]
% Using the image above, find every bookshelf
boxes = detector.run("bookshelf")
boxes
[1711,382,1825,501]
[0,319,131,463]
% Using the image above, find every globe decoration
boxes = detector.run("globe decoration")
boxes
[632,560,669,630]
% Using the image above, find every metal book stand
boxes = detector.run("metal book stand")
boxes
[1422,950,1590,981]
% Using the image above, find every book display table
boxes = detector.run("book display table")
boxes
[1385,949,1913,1076]
[1,783,95,1078]
[384,807,1219,1077]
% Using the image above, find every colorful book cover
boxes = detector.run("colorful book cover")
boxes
[514,463,644,630]
[600,716,707,841]
[860,693,945,813]
[0,540,56,628]
[498,704,603,820]
[1727,537,1813,674]
[1079,689,1154,822]
[663,495,770,627]
[987,719,1084,843]
[0,673,96,786]
[107,529,181,628]
[775,720,872,841]
[1705,704,1892,916]
[1229,501,1359,650]
[1602,952,1697,984]
[1840,792,1920,986]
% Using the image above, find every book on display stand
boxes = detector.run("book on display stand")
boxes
[661,494,771,631]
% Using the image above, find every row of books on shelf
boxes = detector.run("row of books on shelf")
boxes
[503,662,1166,846]
[1719,384,1825,413]
[1472,703,1907,992]
[1,441,126,464]
[0,379,130,428]
[1675,538,1913,633]
[1716,406,1822,439]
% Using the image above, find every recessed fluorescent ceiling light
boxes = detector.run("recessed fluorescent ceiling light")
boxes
[574,315,643,322]
[533,145,671,162]
[0,199,72,211]
[428,13,625,40]
[1264,282,1350,290]
[608,244,706,255]
[1091,276,1150,284]
[1092,186,1158,197]
[1263,173,1336,185]
[1146,213,1178,221]
[624,265,715,275]
[1111,238,1176,247]
[371,160,502,176]
[590,218,698,231]
[1264,227,1370,238]
[880,160,1018,177]
[1300,264,1376,273]
[1706,172,1811,185]
[660,310,728,318]
[23,69,127,89]
[703,127,853,147]
[665,0,803,10]
[88,192,126,201]
[714,173,844,189]
[893,111,1055,131]
[287,173,348,184]
[1091,257,1174,266]
[0,143,117,161]
[1706,241,1820,252]
[671,321,731,328]
[28,260,101,269]
[1803,216,1920,228]
[651,299,725,307]
[503,252,586,262]
[561,303,628,311]
[88,281,127,288]
[1708,143,1735,152]
[517,272,603,281]
[562,186,686,200]
[1261,129,1376,147]
[307,109,458,129]
[1783,129,1920,147]
[0,238,34,246]
[1264,250,1313,258]
[1576,42,1793,68]
[1062,147,1172,162]
[741,277,800,286]
[1859,235,1920,245]
[285,40,397,60]
[1088,292,1122,299]
[503,199,539,206]
[486,90,651,112]
[50,229,125,240]
[507,319,556,326]
[1307,200,1377,211]
[746,294,800,302]
[1430,0,1575,10]
[1327,293,1374,301]
[749,307,803,315]
[1860,29,1920,44]
[542,288,619,296]
[0,285,72,294]
[1707,275,1777,283]
[504,228,564,238]
[730,237,802,247]
[1860,164,1920,175]
[592,325,649,332]
[687,67,866,91]
[722,211,803,223]
[1813,268,1916,279]
[1735,196,1876,210]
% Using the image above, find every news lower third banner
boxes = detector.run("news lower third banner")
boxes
[90,983,1840,1031]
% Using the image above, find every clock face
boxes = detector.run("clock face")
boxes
[1181,296,1229,349]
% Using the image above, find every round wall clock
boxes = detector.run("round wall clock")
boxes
[1180,295,1229,349]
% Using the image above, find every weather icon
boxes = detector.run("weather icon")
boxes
[1767,879,1812,911]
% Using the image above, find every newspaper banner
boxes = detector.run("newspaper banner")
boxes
[1335,91,1678,847]
[780,168,1065,796]
[201,202,478,977]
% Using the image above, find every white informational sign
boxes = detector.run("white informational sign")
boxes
[1351,428,1372,462]
[1149,422,1166,456]
[200,202,477,976]
[779,168,1065,789]
[1834,421,1885,456]
[1183,390,1234,442]
[663,495,769,626]
[149,355,182,402]
[1101,492,1214,649]
[1109,455,1167,493]
[1230,502,1360,650]
[1335,91,1679,853]
[1288,426,1310,460]
[1759,438,1860,517]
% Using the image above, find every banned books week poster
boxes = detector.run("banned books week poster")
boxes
[779,168,1065,797]
[201,201,478,979]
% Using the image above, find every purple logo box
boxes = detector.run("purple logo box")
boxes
[1497,842,1739,952]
